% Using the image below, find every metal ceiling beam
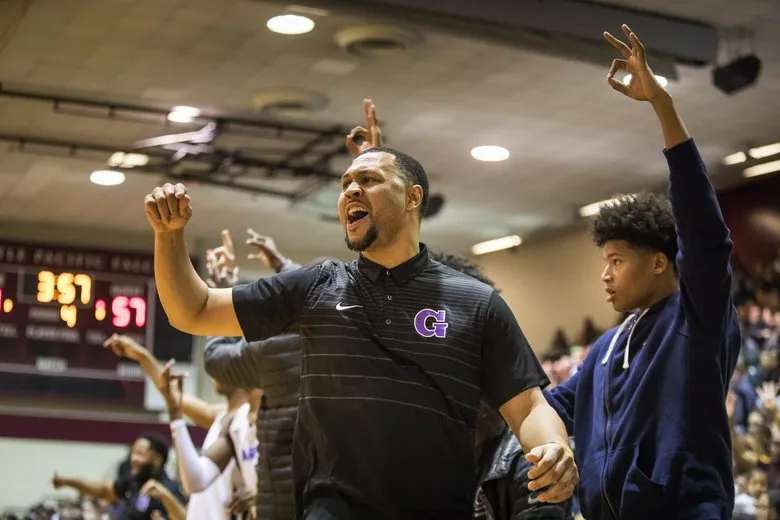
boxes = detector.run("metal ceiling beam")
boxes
[0,83,352,139]
[0,132,337,199]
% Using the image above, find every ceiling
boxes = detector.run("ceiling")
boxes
[0,0,778,262]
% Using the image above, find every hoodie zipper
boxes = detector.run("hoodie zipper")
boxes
[601,338,620,520]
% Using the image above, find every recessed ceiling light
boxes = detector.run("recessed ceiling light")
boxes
[722,151,746,166]
[167,106,201,123]
[267,14,315,35]
[108,151,149,168]
[470,145,510,162]
[622,74,668,88]
[90,170,125,187]
[472,235,522,256]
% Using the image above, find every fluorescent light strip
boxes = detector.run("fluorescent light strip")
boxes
[743,159,780,178]
[471,235,522,256]
[722,151,746,166]
[748,143,780,159]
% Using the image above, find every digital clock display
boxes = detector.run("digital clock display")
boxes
[0,240,195,407]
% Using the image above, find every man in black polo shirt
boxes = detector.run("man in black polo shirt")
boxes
[143,102,576,520]
[52,433,185,519]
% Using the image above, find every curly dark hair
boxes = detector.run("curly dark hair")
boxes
[430,251,497,289]
[591,192,678,266]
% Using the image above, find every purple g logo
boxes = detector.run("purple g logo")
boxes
[414,309,448,338]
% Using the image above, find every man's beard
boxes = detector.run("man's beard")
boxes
[345,224,379,252]
[134,463,156,483]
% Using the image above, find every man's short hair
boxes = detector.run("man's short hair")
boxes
[359,146,429,217]
[430,251,497,289]
[139,432,170,467]
[591,192,678,265]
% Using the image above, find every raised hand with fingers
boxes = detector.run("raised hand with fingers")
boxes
[603,24,668,102]
[103,333,146,361]
[246,228,288,272]
[144,183,192,233]
[346,98,383,156]
[525,441,578,503]
[206,230,239,288]
[159,360,185,419]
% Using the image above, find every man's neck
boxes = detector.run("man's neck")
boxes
[638,280,679,313]
[226,391,248,412]
[361,236,420,269]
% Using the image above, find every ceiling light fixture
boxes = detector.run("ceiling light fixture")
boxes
[748,142,780,159]
[470,145,510,162]
[267,14,315,35]
[89,170,126,187]
[579,195,637,218]
[471,235,522,256]
[167,106,201,123]
[743,159,780,178]
[722,151,746,166]
[623,74,668,88]
[108,151,149,168]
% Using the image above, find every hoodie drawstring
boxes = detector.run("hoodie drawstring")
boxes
[601,309,649,370]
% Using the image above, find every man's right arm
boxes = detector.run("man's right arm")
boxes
[154,230,319,340]
[154,230,240,337]
[54,476,118,501]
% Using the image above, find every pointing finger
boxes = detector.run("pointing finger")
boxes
[221,230,235,257]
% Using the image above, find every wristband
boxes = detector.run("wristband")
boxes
[170,419,186,432]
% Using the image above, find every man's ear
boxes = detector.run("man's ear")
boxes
[652,252,669,274]
[407,185,423,213]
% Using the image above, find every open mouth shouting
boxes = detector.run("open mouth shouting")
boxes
[346,203,370,231]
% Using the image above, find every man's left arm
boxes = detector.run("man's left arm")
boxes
[657,95,734,335]
[482,292,577,504]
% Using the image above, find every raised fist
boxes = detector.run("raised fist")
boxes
[144,183,192,233]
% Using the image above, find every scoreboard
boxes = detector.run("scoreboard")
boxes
[0,239,196,408]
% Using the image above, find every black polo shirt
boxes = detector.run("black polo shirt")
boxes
[113,470,185,520]
[233,244,548,520]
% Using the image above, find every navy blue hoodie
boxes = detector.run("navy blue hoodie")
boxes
[545,139,741,520]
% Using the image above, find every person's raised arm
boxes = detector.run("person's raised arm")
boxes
[604,24,733,335]
[104,334,224,430]
[159,362,236,494]
[51,473,117,502]
[144,184,240,337]
[481,292,577,504]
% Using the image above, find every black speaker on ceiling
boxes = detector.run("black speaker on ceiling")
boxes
[713,55,762,95]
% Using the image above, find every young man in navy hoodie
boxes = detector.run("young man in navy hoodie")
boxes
[543,25,741,519]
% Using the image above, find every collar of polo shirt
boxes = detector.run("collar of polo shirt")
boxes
[358,243,430,284]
